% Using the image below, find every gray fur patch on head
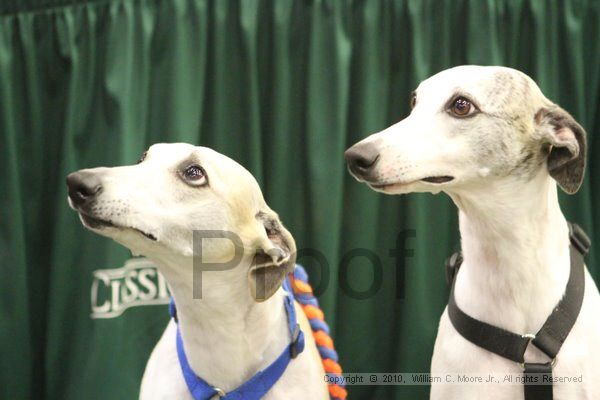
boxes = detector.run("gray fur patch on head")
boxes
[465,71,561,182]
[464,111,540,181]
[481,71,531,117]
[507,144,547,179]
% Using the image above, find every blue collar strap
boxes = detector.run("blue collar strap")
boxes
[169,278,305,400]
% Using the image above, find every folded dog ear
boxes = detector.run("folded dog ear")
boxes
[248,211,296,302]
[535,106,587,194]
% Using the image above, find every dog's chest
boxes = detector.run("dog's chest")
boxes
[430,271,600,400]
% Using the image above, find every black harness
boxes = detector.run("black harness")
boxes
[445,222,590,400]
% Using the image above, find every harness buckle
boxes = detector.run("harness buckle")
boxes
[290,323,304,359]
[519,358,557,371]
[518,334,557,370]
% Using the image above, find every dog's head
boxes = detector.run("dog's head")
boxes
[67,143,296,301]
[345,65,586,195]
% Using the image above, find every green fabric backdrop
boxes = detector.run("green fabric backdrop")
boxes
[1,0,598,399]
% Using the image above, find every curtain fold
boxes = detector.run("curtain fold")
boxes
[0,1,598,399]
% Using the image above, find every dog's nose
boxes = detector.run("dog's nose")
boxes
[344,142,380,179]
[66,171,102,206]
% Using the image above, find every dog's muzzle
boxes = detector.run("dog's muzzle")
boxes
[65,170,158,241]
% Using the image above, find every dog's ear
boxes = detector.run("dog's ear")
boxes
[535,106,587,194]
[248,211,296,302]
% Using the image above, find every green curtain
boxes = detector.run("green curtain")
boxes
[1,0,598,399]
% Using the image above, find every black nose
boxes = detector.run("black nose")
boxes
[66,171,102,206]
[344,142,380,179]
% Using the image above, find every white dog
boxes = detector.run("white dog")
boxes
[67,143,329,400]
[345,66,600,399]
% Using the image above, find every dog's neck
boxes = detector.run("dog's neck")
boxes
[448,169,571,334]
[154,254,290,392]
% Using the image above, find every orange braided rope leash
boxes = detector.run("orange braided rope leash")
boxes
[288,265,348,400]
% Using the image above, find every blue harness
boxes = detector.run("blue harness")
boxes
[169,278,305,400]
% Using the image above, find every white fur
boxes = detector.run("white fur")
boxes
[347,66,600,399]
[68,143,328,400]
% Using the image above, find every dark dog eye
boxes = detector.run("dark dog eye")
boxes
[182,165,208,186]
[137,151,148,164]
[450,96,475,117]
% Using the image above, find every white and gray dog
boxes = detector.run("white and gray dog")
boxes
[345,66,599,399]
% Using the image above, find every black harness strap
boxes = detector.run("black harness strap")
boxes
[523,361,553,399]
[532,244,586,359]
[445,222,589,400]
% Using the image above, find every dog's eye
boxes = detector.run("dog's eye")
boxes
[181,165,207,186]
[137,151,148,164]
[450,97,475,117]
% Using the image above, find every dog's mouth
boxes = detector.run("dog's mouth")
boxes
[420,176,455,184]
[79,212,158,241]
[371,176,455,190]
